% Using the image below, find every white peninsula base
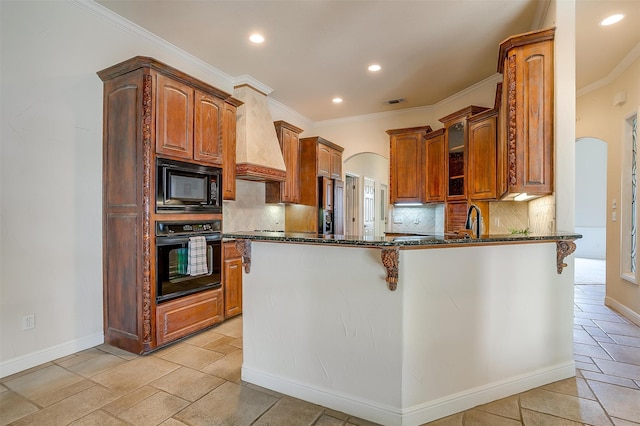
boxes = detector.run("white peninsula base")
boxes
[240,241,575,425]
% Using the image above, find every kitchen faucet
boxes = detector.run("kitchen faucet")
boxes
[465,204,482,238]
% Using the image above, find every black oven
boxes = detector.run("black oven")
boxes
[156,158,222,213]
[155,221,222,303]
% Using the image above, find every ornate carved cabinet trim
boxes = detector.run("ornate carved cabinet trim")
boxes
[142,74,153,348]
[381,247,400,291]
[556,240,577,274]
[235,239,252,273]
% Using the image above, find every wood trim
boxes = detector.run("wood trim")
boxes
[497,27,556,73]
[235,239,252,273]
[386,125,433,136]
[556,240,577,274]
[235,163,287,182]
[381,247,400,291]
[142,74,153,350]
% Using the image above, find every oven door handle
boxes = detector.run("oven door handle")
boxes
[155,234,222,246]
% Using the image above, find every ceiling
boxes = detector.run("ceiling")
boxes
[96,0,640,122]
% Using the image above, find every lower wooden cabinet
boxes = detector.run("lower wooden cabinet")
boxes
[223,241,243,318]
[155,288,224,347]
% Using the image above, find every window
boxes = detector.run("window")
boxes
[622,112,638,283]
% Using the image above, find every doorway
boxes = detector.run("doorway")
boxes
[575,137,607,285]
[345,174,359,236]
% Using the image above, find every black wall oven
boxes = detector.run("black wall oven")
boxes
[156,158,222,213]
[155,221,222,303]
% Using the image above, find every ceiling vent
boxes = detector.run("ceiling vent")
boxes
[383,98,405,105]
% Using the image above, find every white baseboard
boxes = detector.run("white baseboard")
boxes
[242,361,575,426]
[605,296,640,326]
[0,333,104,379]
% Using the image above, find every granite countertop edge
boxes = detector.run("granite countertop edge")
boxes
[222,231,583,248]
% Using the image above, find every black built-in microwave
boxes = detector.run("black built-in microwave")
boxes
[156,158,222,213]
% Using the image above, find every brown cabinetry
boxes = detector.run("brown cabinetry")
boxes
[223,241,243,319]
[424,128,446,203]
[387,126,432,204]
[156,73,227,166]
[468,108,498,200]
[222,100,241,200]
[498,28,555,198]
[266,121,304,204]
[317,142,343,179]
[98,56,239,354]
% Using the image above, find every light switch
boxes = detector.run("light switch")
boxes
[612,211,617,222]
[612,199,617,209]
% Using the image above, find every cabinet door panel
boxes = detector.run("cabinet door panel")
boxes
[468,116,497,200]
[194,91,223,165]
[223,242,243,318]
[330,150,342,179]
[425,133,445,202]
[156,74,193,159]
[317,144,331,177]
[282,128,300,202]
[222,102,237,200]
[391,134,423,203]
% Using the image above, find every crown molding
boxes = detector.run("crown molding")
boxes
[71,0,234,87]
[233,75,273,96]
[577,42,640,98]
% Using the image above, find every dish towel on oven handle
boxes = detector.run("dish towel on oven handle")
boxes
[187,236,209,276]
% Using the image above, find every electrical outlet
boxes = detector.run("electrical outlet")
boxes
[22,314,35,330]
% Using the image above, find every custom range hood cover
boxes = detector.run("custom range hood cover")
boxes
[233,84,286,182]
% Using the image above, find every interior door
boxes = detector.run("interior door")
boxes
[363,178,375,237]
[345,175,358,236]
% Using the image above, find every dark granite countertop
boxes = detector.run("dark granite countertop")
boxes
[222,231,582,248]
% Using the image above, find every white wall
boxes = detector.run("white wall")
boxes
[575,138,607,259]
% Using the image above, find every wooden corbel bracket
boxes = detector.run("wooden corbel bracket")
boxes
[235,239,252,273]
[556,240,577,274]
[381,247,400,291]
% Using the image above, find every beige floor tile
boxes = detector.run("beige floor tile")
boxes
[95,344,140,361]
[183,330,226,347]
[344,415,382,425]
[69,409,129,425]
[610,334,640,348]
[0,384,6,393]
[34,377,95,407]
[599,342,640,366]
[212,315,243,338]
[117,390,189,425]
[0,362,53,383]
[159,418,190,426]
[102,385,158,415]
[576,360,603,372]
[67,353,128,378]
[230,337,243,348]
[150,366,225,401]
[520,388,612,425]
[576,311,629,324]
[541,377,596,400]
[0,391,39,425]
[576,303,619,315]
[474,395,520,420]
[574,342,614,360]
[91,356,180,393]
[574,328,599,345]
[581,370,640,389]
[521,408,583,425]
[243,382,286,399]
[3,363,84,401]
[54,348,107,368]
[595,321,640,338]
[174,381,278,425]
[588,380,640,422]
[463,410,522,425]
[202,335,238,352]
[252,395,324,425]
[11,384,120,426]
[423,412,464,425]
[314,414,346,426]
[159,344,225,370]
[201,349,243,382]
[593,358,640,381]
[610,417,640,426]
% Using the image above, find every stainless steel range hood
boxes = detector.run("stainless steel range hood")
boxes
[233,84,286,182]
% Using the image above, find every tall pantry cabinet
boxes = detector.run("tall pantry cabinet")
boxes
[98,56,241,354]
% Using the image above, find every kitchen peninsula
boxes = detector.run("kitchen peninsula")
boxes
[224,231,580,425]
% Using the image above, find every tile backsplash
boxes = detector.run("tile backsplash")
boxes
[387,205,445,234]
[223,180,284,232]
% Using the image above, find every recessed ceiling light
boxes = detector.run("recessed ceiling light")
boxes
[249,33,265,43]
[332,97,343,104]
[368,64,381,72]
[600,14,624,26]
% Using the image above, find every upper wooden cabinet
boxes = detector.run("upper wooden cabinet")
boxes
[266,121,304,204]
[156,73,226,166]
[498,28,555,197]
[222,99,241,200]
[387,126,432,204]
[468,108,498,200]
[424,128,446,203]
[439,106,488,202]
[316,139,343,179]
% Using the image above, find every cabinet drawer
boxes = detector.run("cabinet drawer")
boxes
[155,288,224,346]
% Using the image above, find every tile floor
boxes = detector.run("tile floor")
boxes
[2,259,639,425]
